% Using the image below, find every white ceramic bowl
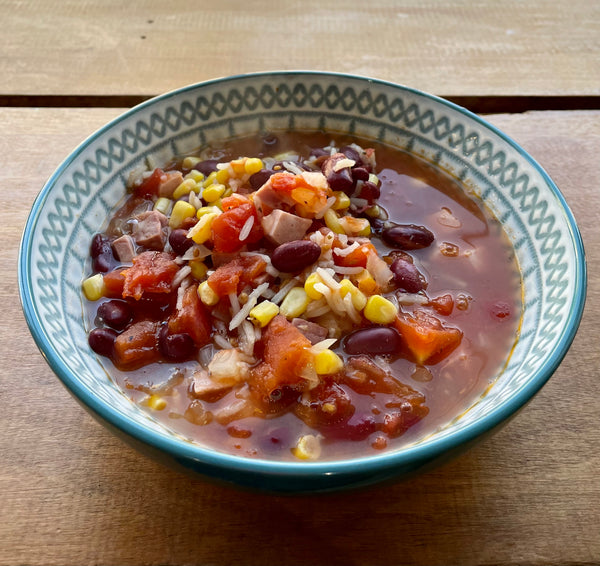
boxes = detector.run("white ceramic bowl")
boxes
[19,72,586,492]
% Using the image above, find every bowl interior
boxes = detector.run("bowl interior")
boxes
[19,72,586,475]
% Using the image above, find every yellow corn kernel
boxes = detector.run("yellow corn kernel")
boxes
[184,169,205,183]
[187,212,219,244]
[172,178,199,200]
[153,197,172,215]
[324,209,345,234]
[292,434,322,460]
[338,216,371,237]
[249,300,280,328]
[332,191,351,210]
[82,273,106,301]
[279,287,311,319]
[314,349,344,375]
[355,269,378,295]
[202,183,226,203]
[368,173,380,185]
[363,295,398,325]
[182,156,201,169]
[169,200,196,228]
[340,279,367,311]
[202,171,217,187]
[196,205,221,218]
[365,204,381,218]
[230,159,246,176]
[215,167,230,184]
[198,280,219,306]
[244,157,263,175]
[189,259,208,280]
[147,395,166,411]
[222,186,233,198]
[304,272,324,300]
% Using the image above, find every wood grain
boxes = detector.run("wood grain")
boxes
[1,108,599,565]
[1,0,599,98]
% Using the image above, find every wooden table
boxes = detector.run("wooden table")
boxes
[2,2,599,565]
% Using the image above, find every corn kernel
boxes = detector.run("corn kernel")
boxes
[202,183,226,203]
[292,434,322,460]
[363,295,398,324]
[182,156,201,169]
[196,205,221,218]
[368,173,380,185]
[365,204,381,218]
[222,186,233,198]
[324,209,345,234]
[355,269,378,295]
[148,395,166,411]
[249,300,280,327]
[172,178,199,200]
[304,272,324,300]
[198,280,219,306]
[202,171,217,187]
[153,197,172,215]
[187,212,219,244]
[169,200,196,228]
[82,273,106,301]
[215,168,230,184]
[279,287,311,319]
[340,279,367,311]
[189,259,208,280]
[230,159,246,176]
[314,349,344,375]
[184,169,205,183]
[244,157,264,175]
[332,191,351,210]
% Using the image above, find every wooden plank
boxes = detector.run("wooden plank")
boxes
[1,107,599,566]
[1,0,599,98]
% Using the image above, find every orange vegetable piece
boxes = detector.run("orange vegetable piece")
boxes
[221,193,251,211]
[114,320,159,369]
[333,241,377,268]
[121,251,180,300]
[394,310,462,365]
[270,172,330,216]
[133,168,164,198]
[207,255,267,297]
[168,284,211,346]
[211,202,263,253]
[103,268,126,298]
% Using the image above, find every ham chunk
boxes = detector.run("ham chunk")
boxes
[111,234,136,263]
[158,170,184,198]
[133,210,167,250]
[291,318,328,345]
[253,180,295,217]
[261,209,312,245]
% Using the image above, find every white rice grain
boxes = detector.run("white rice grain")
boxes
[238,215,254,241]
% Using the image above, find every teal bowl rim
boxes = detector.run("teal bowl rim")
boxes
[19,71,587,482]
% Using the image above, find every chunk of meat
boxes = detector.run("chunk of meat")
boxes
[158,170,184,198]
[253,178,295,216]
[291,318,328,345]
[111,235,136,263]
[261,209,313,245]
[133,210,167,250]
[121,251,180,300]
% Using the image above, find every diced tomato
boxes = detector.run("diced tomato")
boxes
[250,315,313,403]
[207,255,267,297]
[168,284,211,346]
[333,241,377,268]
[270,172,298,194]
[211,202,263,253]
[394,310,462,365]
[121,251,180,300]
[430,294,454,316]
[133,168,164,198]
[490,301,512,320]
[221,193,251,211]
[114,320,160,369]
[294,379,355,429]
[103,268,126,298]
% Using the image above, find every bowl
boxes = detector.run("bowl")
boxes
[19,72,586,493]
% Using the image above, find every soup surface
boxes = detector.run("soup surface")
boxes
[83,132,522,461]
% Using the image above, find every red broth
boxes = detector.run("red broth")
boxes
[83,132,521,461]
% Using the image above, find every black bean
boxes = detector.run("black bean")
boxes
[352,166,370,182]
[382,224,435,250]
[249,169,275,191]
[90,234,114,273]
[358,181,381,203]
[340,145,361,163]
[321,153,354,194]
[343,327,402,356]
[271,240,321,273]
[192,159,219,176]
[88,327,118,358]
[97,300,133,330]
[159,327,195,361]
[390,257,426,293]
[169,228,193,255]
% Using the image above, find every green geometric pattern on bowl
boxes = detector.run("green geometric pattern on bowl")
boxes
[21,72,585,451]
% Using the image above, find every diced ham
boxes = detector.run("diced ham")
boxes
[261,209,312,245]
[133,210,167,250]
[291,318,328,345]
[158,170,184,198]
[253,180,295,217]
[111,235,136,263]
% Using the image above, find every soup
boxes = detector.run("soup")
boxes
[82,132,522,461]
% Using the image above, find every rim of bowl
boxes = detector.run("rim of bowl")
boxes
[19,71,587,481]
